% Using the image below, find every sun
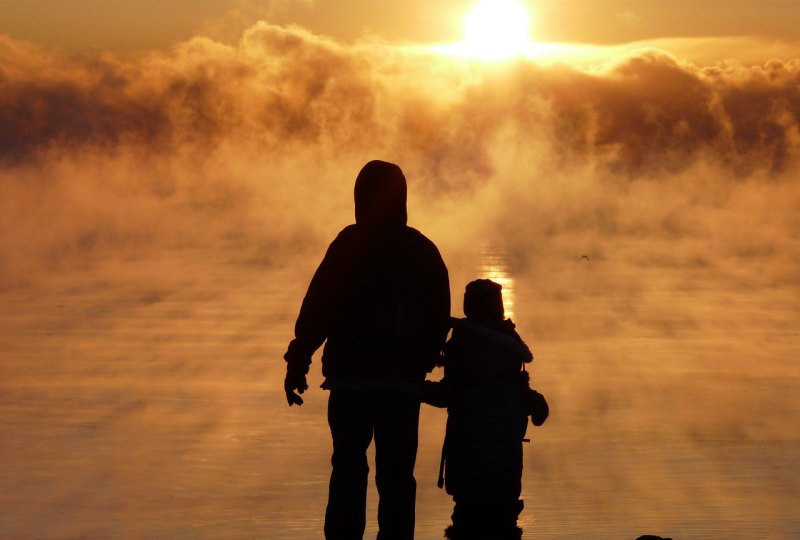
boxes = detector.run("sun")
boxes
[460,0,534,59]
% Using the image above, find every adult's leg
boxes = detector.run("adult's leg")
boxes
[325,391,374,540]
[373,394,420,540]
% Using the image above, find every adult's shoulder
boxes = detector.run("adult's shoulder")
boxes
[327,224,361,247]
[333,224,359,239]
[316,225,363,262]
[332,225,443,260]
[402,227,448,275]
[403,226,443,252]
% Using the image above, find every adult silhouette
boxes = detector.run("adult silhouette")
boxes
[283,160,451,539]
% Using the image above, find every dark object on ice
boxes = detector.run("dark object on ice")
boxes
[635,536,673,540]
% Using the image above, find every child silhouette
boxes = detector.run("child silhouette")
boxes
[424,279,548,539]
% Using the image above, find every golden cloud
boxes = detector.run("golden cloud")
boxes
[0,23,798,290]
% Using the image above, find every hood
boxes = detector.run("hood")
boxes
[463,279,504,320]
[354,160,407,228]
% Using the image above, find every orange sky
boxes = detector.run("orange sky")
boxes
[1,3,799,539]
[1,0,798,52]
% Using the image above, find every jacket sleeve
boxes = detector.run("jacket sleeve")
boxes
[283,230,353,373]
[421,378,451,408]
[424,244,451,371]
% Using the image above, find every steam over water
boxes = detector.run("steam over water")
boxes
[1,245,798,539]
[479,243,515,319]
[1,21,799,539]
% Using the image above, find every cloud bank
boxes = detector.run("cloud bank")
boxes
[0,22,799,291]
[2,25,799,172]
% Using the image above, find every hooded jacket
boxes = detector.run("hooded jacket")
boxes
[441,317,531,498]
[285,161,451,382]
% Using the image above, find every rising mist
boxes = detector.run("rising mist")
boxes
[1,22,798,539]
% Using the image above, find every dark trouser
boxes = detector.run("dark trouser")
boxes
[447,497,524,539]
[324,390,420,540]
[444,444,524,539]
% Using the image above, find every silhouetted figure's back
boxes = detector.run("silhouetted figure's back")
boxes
[283,160,450,539]
[423,279,548,540]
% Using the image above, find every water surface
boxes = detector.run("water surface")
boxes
[1,247,798,539]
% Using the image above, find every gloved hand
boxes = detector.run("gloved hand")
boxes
[421,380,450,408]
[526,388,549,426]
[284,367,309,406]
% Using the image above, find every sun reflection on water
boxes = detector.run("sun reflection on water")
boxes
[478,242,514,319]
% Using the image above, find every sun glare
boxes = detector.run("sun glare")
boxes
[459,0,533,59]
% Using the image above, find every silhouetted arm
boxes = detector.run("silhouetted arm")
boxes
[424,243,451,371]
[421,379,451,408]
[284,229,355,404]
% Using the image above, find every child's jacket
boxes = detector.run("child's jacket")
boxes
[433,317,536,499]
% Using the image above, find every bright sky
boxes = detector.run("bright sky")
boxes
[0,0,798,52]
